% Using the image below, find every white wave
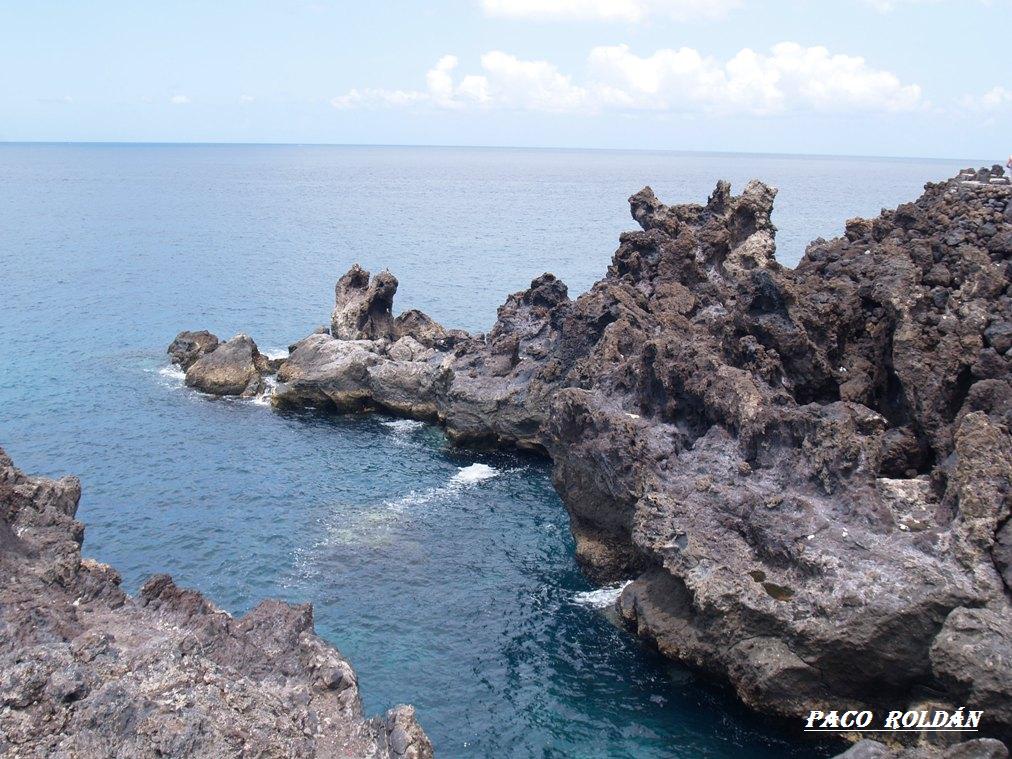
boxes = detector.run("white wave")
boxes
[382,419,426,433]
[573,580,631,609]
[287,462,502,577]
[450,463,499,486]
[152,364,186,389]
[380,465,499,511]
[158,365,185,380]
[250,375,278,407]
[262,346,289,360]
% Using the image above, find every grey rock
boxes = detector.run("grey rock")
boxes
[834,738,1009,758]
[184,333,270,396]
[0,448,432,758]
[274,333,385,410]
[167,330,219,370]
[332,264,399,340]
[181,168,1012,751]
[930,607,1012,732]
[394,309,447,347]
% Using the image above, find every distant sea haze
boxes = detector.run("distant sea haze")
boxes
[0,144,967,757]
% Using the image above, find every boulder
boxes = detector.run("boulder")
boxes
[167,329,219,370]
[184,333,270,396]
[394,309,447,346]
[274,333,384,410]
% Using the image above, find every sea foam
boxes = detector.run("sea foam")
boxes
[261,346,289,360]
[382,419,427,433]
[154,364,186,389]
[450,463,499,486]
[386,463,501,510]
[573,581,632,609]
[249,375,278,407]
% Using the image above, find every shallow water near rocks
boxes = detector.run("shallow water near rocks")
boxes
[0,144,970,757]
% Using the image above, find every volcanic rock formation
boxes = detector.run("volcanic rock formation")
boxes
[838,738,1008,759]
[0,448,433,758]
[182,333,272,397]
[167,329,219,370]
[172,169,1012,753]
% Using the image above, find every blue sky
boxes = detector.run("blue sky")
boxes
[2,0,1009,158]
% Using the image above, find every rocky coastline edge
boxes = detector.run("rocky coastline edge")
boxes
[171,166,1011,758]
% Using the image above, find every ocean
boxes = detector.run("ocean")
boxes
[0,144,970,757]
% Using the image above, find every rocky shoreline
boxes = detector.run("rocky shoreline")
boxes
[168,166,1011,757]
[0,448,433,758]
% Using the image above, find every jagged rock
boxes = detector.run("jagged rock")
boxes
[835,738,1009,758]
[184,333,270,397]
[331,265,453,347]
[332,265,399,340]
[394,310,447,347]
[273,333,385,411]
[180,169,1012,752]
[0,448,432,758]
[930,607,1012,734]
[167,329,219,370]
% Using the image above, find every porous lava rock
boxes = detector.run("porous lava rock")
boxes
[836,738,1008,759]
[0,447,432,759]
[184,333,271,397]
[175,169,1012,752]
[167,329,219,370]
[332,264,400,341]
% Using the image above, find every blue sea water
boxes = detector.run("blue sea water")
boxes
[0,144,970,758]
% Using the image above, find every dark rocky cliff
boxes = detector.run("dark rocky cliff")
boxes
[173,167,1011,755]
[0,448,433,758]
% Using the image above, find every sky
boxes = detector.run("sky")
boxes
[1,0,1009,158]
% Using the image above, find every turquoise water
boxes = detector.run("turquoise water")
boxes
[0,144,968,757]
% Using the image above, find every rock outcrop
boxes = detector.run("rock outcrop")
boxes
[0,448,432,758]
[172,169,1012,753]
[332,264,400,341]
[183,333,271,397]
[837,738,1008,759]
[167,329,219,370]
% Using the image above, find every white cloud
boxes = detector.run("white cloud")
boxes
[170,94,191,105]
[982,86,1012,108]
[961,85,1012,111]
[331,88,429,109]
[332,43,923,116]
[859,0,991,11]
[481,0,741,22]
[861,0,935,10]
[239,94,256,103]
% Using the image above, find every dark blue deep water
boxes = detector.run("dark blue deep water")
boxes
[0,145,969,757]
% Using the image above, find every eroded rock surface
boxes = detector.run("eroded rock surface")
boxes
[184,333,271,397]
[332,264,400,341]
[167,329,219,370]
[0,448,432,759]
[837,738,1008,759]
[173,169,1012,751]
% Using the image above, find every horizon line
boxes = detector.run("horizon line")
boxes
[0,139,991,165]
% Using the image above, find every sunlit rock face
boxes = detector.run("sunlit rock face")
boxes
[175,169,1012,752]
[0,448,433,759]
